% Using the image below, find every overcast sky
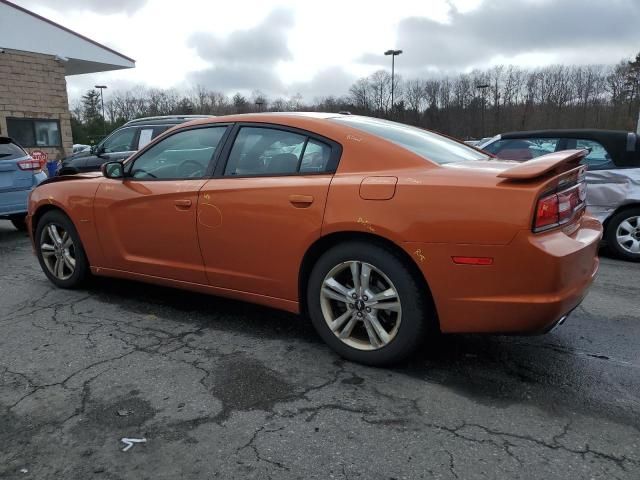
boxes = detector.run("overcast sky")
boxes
[14,0,640,102]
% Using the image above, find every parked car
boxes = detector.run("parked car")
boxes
[480,130,640,261]
[58,115,214,175]
[464,137,492,147]
[27,114,600,365]
[0,137,47,230]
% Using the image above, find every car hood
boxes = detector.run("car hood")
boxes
[37,171,102,187]
[63,151,93,162]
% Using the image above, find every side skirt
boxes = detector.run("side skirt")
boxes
[90,266,300,314]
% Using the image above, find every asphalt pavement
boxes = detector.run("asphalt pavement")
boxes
[0,221,639,479]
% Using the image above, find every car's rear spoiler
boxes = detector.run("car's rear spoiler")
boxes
[497,149,588,180]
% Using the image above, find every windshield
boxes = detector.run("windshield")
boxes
[331,116,489,164]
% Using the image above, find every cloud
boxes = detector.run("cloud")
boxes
[19,0,147,15]
[189,64,285,93]
[359,0,640,70]
[188,8,294,66]
[185,7,295,96]
[288,66,357,99]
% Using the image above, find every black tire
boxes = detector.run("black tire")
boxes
[35,210,89,288]
[307,241,433,366]
[605,206,640,262]
[9,215,27,231]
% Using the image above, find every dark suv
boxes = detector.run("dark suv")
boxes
[58,115,213,175]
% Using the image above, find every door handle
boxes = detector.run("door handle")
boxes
[289,194,314,207]
[174,199,192,208]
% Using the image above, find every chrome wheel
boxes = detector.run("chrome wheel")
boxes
[40,224,76,280]
[616,216,640,255]
[320,261,402,351]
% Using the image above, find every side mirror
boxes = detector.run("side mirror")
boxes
[101,161,124,179]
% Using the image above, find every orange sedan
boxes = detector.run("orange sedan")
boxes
[27,113,601,365]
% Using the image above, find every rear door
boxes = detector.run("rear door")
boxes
[0,139,34,194]
[197,124,340,300]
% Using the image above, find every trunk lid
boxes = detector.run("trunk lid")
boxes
[497,149,587,180]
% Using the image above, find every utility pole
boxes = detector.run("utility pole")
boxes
[476,83,489,138]
[384,49,403,117]
[94,85,107,137]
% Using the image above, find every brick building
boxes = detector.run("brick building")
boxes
[0,0,134,160]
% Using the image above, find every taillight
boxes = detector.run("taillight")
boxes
[533,183,586,232]
[17,158,42,172]
[535,194,559,230]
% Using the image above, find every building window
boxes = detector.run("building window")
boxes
[6,118,62,148]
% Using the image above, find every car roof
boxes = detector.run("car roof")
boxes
[123,115,215,127]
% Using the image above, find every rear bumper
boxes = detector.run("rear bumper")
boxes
[0,188,30,217]
[0,172,46,218]
[404,216,602,334]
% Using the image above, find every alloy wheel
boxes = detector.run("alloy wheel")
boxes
[40,224,76,280]
[320,261,402,351]
[616,216,640,255]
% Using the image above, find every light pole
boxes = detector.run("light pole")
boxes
[476,83,489,138]
[384,49,402,116]
[94,85,107,137]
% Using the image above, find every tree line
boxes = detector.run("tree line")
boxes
[72,53,640,145]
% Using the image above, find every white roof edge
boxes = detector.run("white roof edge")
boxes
[0,0,135,75]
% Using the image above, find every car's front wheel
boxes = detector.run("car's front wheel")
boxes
[307,241,432,366]
[35,210,89,288]
[605,207,640,262]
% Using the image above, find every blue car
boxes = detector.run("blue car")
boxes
[0,137,47,231]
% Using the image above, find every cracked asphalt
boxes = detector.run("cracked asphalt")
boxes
[1,221,639,480]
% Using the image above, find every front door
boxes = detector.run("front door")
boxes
[94,125,229,283]
[197,125,339,300]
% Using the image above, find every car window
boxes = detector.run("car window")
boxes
[0,139,27,161]
[483,138,560,161]
[224,127,307,176]
[137,128,154,150]
[299,139,332,173]
[567,139,615,170]
[129,127,226,180]
[153,126,171,138]
[103,128,136,153]
[331,116,488,164]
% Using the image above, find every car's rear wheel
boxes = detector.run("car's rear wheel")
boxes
[35,210,89,288]
[9,215,27,231]
[58,167,78,176]
[307,241,432,366]
[605,207,640,262]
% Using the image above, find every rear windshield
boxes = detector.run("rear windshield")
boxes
[330,116,488,164]
[0,139,27,161]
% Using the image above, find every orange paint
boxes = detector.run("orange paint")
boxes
[27,113,601,334]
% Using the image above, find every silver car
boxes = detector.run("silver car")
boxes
[480,130,640,262]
